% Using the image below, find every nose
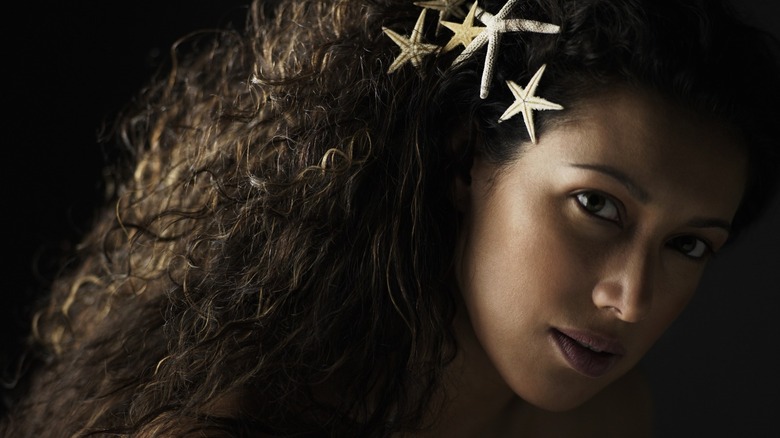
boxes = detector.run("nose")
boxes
[591,247,654,323]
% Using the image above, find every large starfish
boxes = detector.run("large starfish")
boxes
[414,0,468,31]
[382,9,440,74]
[498,64,563,144]
[441,1,485,52]
[453,0,560,98]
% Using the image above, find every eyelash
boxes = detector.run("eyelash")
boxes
[573,191,623,224]
[572,191,713,260]
[666,235,713,260]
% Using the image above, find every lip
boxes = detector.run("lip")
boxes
[550,328,625,378]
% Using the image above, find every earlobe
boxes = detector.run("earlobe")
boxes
[452,153,496,213]
[448,124,474,213]
[453,172,470,213]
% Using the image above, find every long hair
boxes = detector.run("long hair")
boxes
[2,0,778,436]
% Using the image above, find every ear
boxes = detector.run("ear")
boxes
[449,124,475,213]
[453,170,470,212]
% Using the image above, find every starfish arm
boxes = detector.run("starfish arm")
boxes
[521,104,537,144]
[463,0,479,22]
[447,0,468,19]
[498,80,531,121]
[387,53,411,73]
[479,30,502,98]
[525,64,548,95]
[473,0,521,98]
[382,27,412,73]
[414,0,467,25]
[441,36,460,52]
[441,2,484,51]
[435,10,446,34]
[474,6,495,25]
[382,27,411,50]
[525,96,564,111]
[496,0,522,19]
[410,9,429,44]
[383,9,441,73]
[443,29,483,51]
[410,42,442,68]
[441,24,468,52]
[498,100,524,122]
[504,18,561,34]
[441,20,460,32]
[452,29,488,64]
[453,2,561,98]
[414,0,466,16]
[498,75,564,144]
[505,80,529,100]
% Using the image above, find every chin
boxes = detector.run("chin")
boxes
[524,392,594,413]
[511,375,611,413]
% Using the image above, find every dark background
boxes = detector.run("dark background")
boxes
[2,1,778,436]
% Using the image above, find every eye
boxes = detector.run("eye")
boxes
[667,235,712,260]
[574,191,621,223]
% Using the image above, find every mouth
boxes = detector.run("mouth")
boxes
[550,328,625,378]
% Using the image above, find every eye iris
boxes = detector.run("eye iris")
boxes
[581,193,605,212]
[675,236,697,253]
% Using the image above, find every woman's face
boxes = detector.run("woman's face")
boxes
[453,87,747,411]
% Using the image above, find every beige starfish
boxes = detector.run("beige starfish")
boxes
[414,0,468,30]
[382,9,440,74]
[453,0,560,98]
[498,64,563,144]
[441,2,484,52]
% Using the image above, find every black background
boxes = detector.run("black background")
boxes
[2,1,778,436]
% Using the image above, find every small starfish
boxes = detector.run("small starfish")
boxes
[382,9,440,74]
[414,0,468,31]
[453,0,560,98]
[498,64,563,144]
[441,2,484,52]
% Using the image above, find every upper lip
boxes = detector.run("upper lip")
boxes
[554,327,626,356]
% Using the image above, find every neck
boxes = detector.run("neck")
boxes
[415,306,528,437]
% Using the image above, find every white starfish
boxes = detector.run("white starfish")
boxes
[453,0,560,98]
[382,9,440,73]
[441,1,484,52]
[498,64,563,144]
[414,0,468,31]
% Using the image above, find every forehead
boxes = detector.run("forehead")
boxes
[571,88,742,164]
[521,87,748,215]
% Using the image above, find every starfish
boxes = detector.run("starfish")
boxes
[414,0,468,31]
[452,0,560,98]
[382,9,440,74]
[441,1,485,52]
[498,64,563,144]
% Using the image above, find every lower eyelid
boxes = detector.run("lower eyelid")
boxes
[667,237,712,260]
[572,191,623,224]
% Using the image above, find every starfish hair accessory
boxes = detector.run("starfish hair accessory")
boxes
[382,8,441,74]
[382,1,563,144]
[498,64,563,144]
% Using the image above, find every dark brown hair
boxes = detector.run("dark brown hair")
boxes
[2,0,778,436]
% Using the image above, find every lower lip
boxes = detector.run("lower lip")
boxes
[550,330,620,378]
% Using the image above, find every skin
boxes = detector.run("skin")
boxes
[430,87,747,437]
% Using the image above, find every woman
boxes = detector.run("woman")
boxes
[2,0,778,436]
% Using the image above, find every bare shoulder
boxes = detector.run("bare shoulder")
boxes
[523,367,654,438]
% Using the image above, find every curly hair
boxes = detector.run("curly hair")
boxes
[2,0,778,436]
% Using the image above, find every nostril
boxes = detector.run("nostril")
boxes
[591,280,652,323]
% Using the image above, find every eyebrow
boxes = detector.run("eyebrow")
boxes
[569,163,651,203]
[570,162,733,233]
[686,218,732,233]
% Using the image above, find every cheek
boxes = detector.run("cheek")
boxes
[456,191,584,343]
